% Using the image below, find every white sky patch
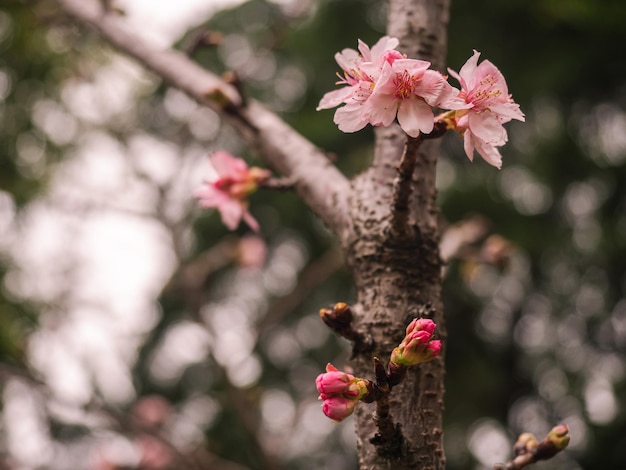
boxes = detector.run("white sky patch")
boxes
[116,0,246,46]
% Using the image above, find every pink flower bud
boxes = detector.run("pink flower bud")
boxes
[316,369,355,396]
[405,318,436,336]
[315,363,370,422]
[321,396,359,422]
[316,363,369,399]
[390,319,441,366]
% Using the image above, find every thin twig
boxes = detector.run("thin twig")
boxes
[494,426,570,470]
[389,135,422,240]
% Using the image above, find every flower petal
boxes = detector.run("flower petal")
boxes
[458,50,481,89]
[468,111,507,145]
[218,199,245,230]
[463,131,476,162]
[334,103,370,133]
[397,98,434,137]
[210,151,248,178]
[473,134,503,168]
[242,210,260,232]
[317,86,355,110]
[489,101,525,122]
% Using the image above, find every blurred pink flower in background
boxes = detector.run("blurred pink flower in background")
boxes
[195,151,270,231]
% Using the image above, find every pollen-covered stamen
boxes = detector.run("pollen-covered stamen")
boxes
[351,81,375,104]
[469,74,503,107]
[393,70,415,99]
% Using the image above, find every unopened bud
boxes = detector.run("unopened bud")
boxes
[546,424,570,451]
[315,363,369,422]
[513,432,538,456]
[321,396,358,422]
[390,318,441,367]
[535,424,570,461]
[320,302,353,330]
[319,302,360,341]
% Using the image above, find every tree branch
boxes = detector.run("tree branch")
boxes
[389,135,422,240]
[494,426,570,470]
[52,0,351,236]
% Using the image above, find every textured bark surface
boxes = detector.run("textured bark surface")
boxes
[343,1,451,468]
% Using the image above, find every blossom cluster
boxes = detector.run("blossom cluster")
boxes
[194,151,270,231]
[318,37,524,168]
[316,317,441,422]
[315,363,370,422]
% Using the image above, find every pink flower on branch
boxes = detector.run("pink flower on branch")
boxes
[318,36,466,137]
[315,363,370,422]
[366,58,465,137]
[317,36,402,133]
[390,318,441,367]
[444,50,525,168]
[194,151,270,231]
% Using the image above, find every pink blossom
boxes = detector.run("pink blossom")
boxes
[318,37,467,137]
[446,50,525,168]
[390,318,441,366]
[194,151,270,231]
[366,58,465,137]
[317,37,402,133]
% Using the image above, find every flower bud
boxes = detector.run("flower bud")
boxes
[315,363,370,422]
[390,319,441,367]
[319,302,353,332]
[546,424,570,451]
[316,363,369,399]
[321,396,358,422]
[405,318,436,336]
[513,432,538,456]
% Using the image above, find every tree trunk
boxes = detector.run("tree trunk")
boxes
[343,1,450,468]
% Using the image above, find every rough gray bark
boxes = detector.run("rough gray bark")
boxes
[53,0,451,468]
[346,128,446,469]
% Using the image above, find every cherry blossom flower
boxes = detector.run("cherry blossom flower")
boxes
[315,363,370,422]
[366,58,465,137]
[318,36,467,137]
[317,36,402,133]
[445,50,525,168]
[194,151,270,231]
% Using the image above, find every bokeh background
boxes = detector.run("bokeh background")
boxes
[1,0,625,469]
